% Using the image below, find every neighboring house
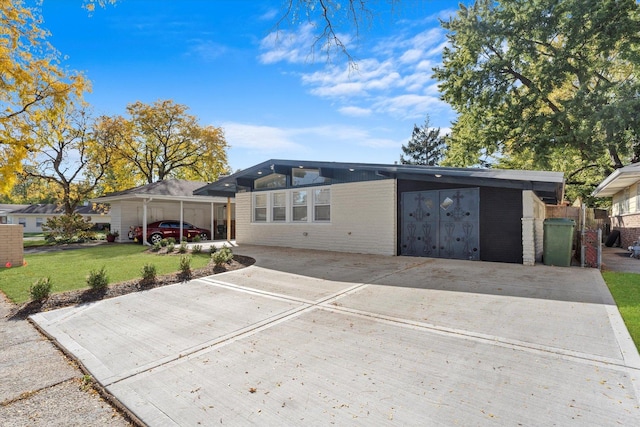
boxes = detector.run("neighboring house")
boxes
[592,162,640,248]
[0,204,29,225]
[4,204,110,233]
[91,179,235,243]
[195,159,565,265]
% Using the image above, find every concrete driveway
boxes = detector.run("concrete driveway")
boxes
[31,245,640,425]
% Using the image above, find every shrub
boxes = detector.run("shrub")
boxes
[209,245,217,255]
[167,237,176,244]
[192,244,202,254]
[151,242,162,252]
[193,234,201,242]
[140,263,157,286]
[160,238,168,247]
[30,277,52,301]
[166,243,175,253]
[212,246,233,267]
[178,242,188,253]
[42,213,96,243]
[87,266,108,290]
[179,255,192,280]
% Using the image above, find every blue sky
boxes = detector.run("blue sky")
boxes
[39,0,465,172]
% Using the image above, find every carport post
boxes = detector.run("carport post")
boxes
[226,196,231,242]
[179,201,184,241]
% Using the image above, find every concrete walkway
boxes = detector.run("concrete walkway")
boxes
[31,246,640,425]
[0,293,129,426]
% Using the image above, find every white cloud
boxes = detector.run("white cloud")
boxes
[338,106,372,117]
[186,39,227,61]
[222,122,306,151]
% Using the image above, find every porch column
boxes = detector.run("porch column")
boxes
[227,197,232,242]
[210,202,214,241]
[179,200,184,241]
[142,198,151,246]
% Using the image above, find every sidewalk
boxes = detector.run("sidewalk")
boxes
[0,293,130,426]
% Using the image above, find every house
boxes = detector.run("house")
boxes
[0,204,29,225]
[2,203,110,233]
[194,159,565,265]
[592,162,640,248]
[91,179,235,243]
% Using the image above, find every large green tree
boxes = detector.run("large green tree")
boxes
[400,116,445,166]
[433,0,640,181]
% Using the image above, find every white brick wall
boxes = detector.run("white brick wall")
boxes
[236,180,397,255]
[522,190,546,265]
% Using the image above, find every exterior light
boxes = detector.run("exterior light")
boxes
[435,174,442,178]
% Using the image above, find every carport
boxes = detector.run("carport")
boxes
[92,179,235,244]
[31,246,640,425]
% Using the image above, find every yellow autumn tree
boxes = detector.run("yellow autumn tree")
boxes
[0,0,90,194]
[102,100,230,185]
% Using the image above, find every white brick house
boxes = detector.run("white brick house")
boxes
[195,160,564,265]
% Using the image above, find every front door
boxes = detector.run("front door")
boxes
[401,188,480,260]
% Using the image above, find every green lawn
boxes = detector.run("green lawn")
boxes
[0,244,212,303]
[602,271,640,352]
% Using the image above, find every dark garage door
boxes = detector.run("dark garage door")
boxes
[401,188,480,260]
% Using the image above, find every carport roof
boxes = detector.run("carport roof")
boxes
[194,159,565,203]
[92,179,229,203]
[591,162,640,198]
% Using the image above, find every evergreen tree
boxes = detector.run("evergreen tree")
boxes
[400,117,445,166]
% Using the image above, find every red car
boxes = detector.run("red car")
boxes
[129,220,211,244]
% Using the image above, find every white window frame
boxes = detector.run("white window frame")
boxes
[292,190,308,222]
[636,184,640,213]
[254,193,267,222]
[313,188,331,222]
[272,192,287,222]
[252,186,331,223]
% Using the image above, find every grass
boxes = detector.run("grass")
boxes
[0,244,211,304]
[602,271,640,352]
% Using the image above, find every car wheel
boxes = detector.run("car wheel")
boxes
[199,232,208,241]
[149,233,163,245]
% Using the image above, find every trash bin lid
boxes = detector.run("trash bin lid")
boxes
[543,218,576,225]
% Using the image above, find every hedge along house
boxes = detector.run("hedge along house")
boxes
[592,162,640,248]
[194,159,565,265]
[92,179,235,244]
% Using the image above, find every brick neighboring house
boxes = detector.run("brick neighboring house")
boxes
[592,162,640,248]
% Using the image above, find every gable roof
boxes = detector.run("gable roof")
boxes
[0,204,30,215]
[194,159,565,204]
[592,163,640,198]
[92,179,226,203]
[7,204,106,215]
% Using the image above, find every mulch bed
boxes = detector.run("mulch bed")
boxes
[9,254,255,320]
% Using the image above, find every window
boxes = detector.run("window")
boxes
[254,194,267,222]
[18,217,26,227]
[36,217,43,228]
[272,192,286,222]
[313,188,331,221]
[637,185,640,212]
[622,188,630,214]
[292,190,307,221]
[292,168,331,186]
[255,173,286,189]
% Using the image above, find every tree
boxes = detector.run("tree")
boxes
[102,100,229,185]
[0,0,89,193]
[400,116,445,166]
[21,101,111,215]
[433,0,640,182]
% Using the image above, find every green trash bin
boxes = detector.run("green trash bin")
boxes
[543,218,576,267]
